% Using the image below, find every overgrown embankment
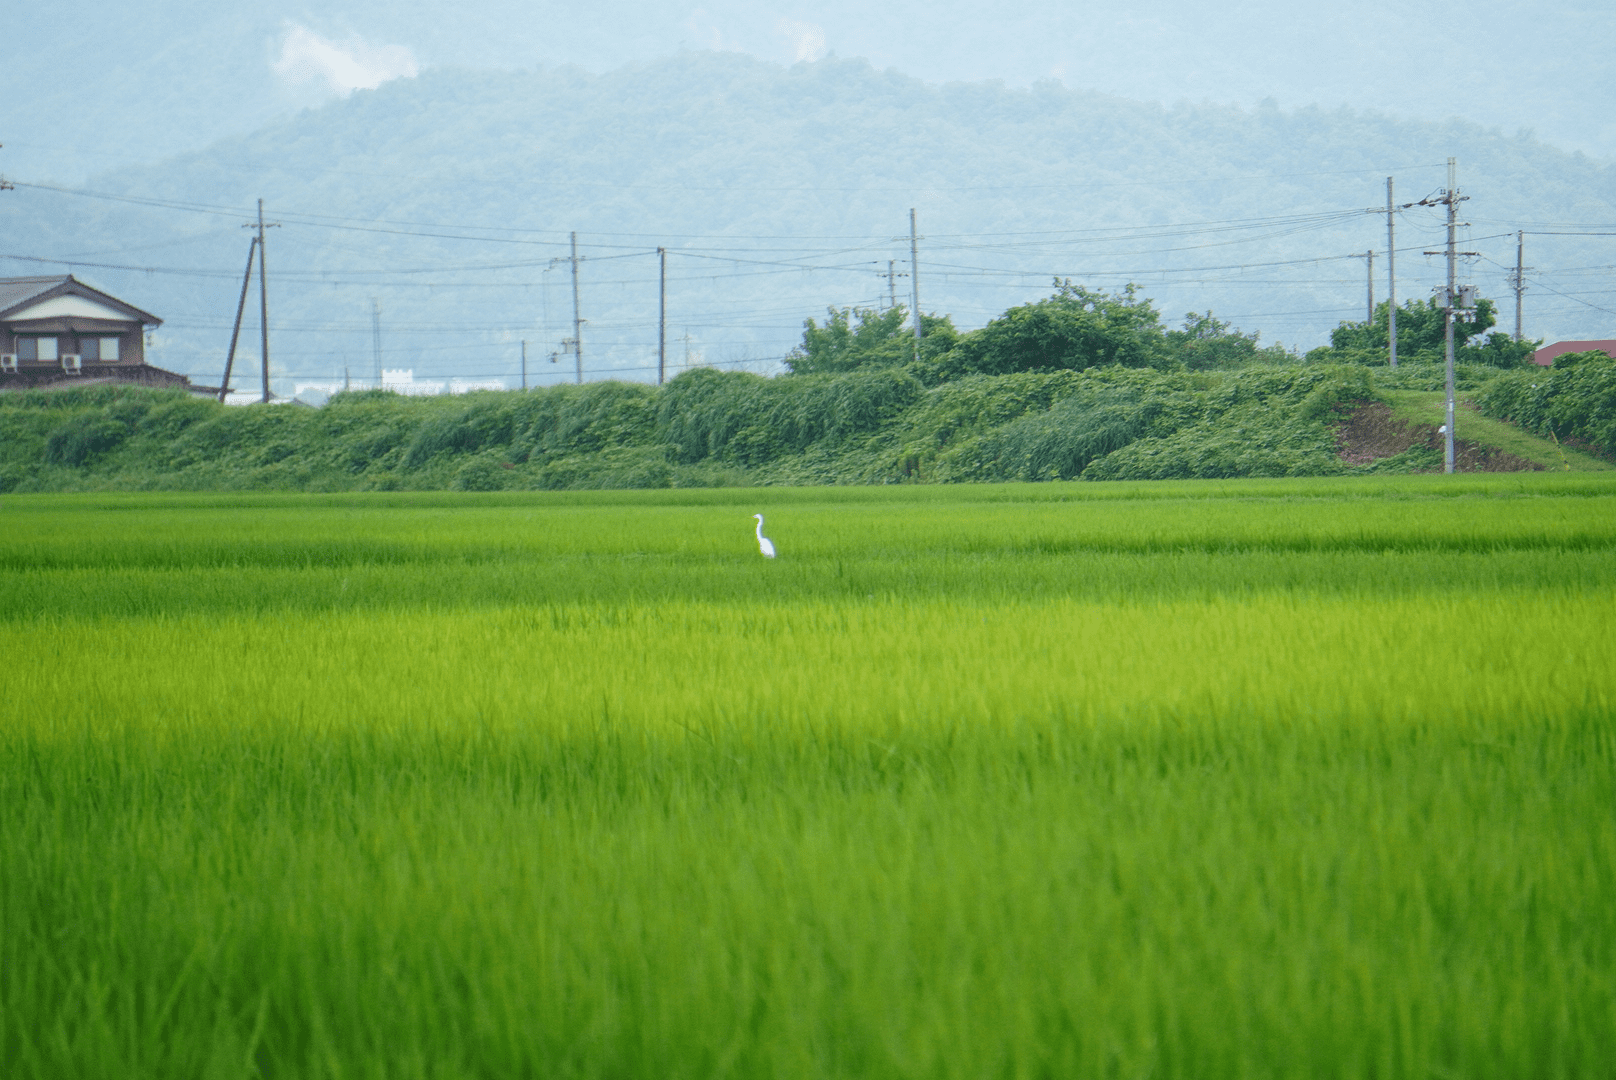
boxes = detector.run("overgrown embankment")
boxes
[0,365,1372,492]
[3,358,1609,492]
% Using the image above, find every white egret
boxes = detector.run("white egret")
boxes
[752,513,776,558]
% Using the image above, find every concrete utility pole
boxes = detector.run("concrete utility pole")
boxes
[1511,230,1528,341]
[908,209,922,361]
[521,340,527,390]
[219,236,257,402]
[1365,249,1375,324]
[658,246,667,386]
[371,299,383,389]
[1440,160,1459,473]
[1419,164,1479,475]
[1386,177,1398,368]
[570,232,583,384]
[254,199,277,403]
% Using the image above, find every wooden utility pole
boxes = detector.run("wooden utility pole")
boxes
[658,246,667,386]
[908,209,922,361]
[219,236,257,402]
[1386,177,1398,368]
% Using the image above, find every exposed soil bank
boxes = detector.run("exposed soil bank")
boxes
[1336,401,1541,472]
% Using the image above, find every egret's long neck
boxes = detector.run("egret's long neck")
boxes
[754,516,765,539]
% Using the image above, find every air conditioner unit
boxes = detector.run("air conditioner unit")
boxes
[0,354,16,373]
[61,354,82,374]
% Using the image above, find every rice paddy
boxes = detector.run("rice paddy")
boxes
[3,475,1614,1079]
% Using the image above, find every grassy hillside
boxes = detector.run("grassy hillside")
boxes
[6,355,1610,493]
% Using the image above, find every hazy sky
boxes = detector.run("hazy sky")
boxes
[3,1,1613,181]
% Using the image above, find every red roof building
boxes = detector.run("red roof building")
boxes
[1531,339,1616,366]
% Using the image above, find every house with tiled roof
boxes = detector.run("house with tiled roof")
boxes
[0,275,208,392]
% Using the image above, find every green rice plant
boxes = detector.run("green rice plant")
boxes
[2,475,1613,1078]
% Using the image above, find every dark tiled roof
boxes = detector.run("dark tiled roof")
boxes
[0,274,161,324]
[0,276,70,314]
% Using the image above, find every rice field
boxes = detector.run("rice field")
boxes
[3,475,1614,1079]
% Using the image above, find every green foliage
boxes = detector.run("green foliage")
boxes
[930,282,1168,379]
[0,359,1392,490]
[658,365,925,466]
[1166,311,1292,370]
[1080,367,1373,480]
[1325,297,1505,364]
[1475,353,1616,458]
[43,412,133,466]
[789,305,903,373]
[1460,331,1538,368]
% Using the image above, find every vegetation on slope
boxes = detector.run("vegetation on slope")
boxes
[4,285,1605,493]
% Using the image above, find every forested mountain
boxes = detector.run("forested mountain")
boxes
[3,52,1614,394]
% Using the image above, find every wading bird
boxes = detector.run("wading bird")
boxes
[753,514,776,558]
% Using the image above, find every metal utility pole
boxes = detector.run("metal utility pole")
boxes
[888,260,897,309]
[658,246,667,386]
[1511,231,1527,341]
[371,299,383,389]
[908,209,922,360]
[521,340,527,390]
[254,199,276,403]
[219,236,258,402]
[1386,177,1398,368]
[1365,249,1375,324]
[570,231,583,384]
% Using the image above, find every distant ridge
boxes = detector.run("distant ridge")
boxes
[2,53,1613,390]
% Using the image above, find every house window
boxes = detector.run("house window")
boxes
[79,337,119,362]
[17,337,57,362]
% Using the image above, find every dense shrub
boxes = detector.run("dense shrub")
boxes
[44,413,132,466]
[657,367,924,465]
[931,282,1169,379]
[1475,353,1616,457]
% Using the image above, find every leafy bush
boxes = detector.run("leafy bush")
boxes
[929,282,1169,379]
[1166,312,1293,371]
[450,456,508,491]
[1475,353,1616,458]
[44,413,133,466]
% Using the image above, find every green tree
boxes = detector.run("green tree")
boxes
[932,281,1168,380]
[784,306,957,375]
[1166,311,1290,370]
[1328,296,1501,361]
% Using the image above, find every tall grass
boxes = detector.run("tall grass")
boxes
[3,476,1614,1078]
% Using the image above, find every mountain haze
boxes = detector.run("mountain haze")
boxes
[4,53,1613,393]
